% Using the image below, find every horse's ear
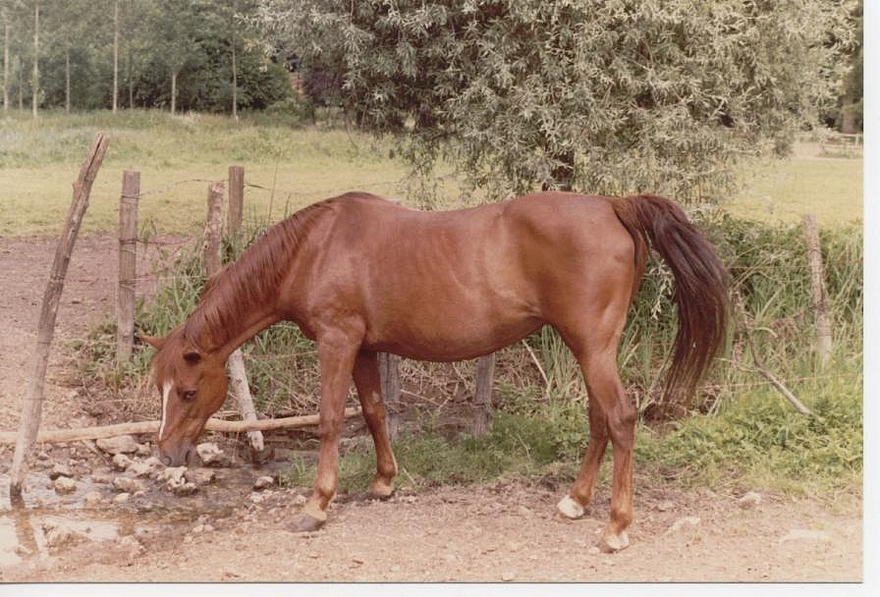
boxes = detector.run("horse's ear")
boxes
[140,335,165,350]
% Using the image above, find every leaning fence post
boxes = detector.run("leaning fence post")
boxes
[228,165,244,238]
[116,170,139,362]
[9,132,110,504]
[472,353,496,436]
[204,181,264,454]
[802,214,833,368]
[378,353,401,439]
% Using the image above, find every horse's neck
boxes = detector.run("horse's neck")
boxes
[184,276,283,361]
[185,200,333,358]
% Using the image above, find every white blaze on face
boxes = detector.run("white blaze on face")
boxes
[159,380,173,441]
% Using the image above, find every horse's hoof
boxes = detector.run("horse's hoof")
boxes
[288,513,326,534]
[368,478,395,500]
[598,530,630,553]
[556,495,586,519]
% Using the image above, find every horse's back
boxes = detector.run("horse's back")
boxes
[296,192,638,360]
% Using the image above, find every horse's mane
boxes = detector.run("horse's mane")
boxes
[182,198,336,350]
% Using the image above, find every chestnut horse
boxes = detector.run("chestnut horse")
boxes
[144,191,727,552]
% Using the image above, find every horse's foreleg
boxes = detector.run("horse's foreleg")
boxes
[352,350,398,498]
[290,331,360,533]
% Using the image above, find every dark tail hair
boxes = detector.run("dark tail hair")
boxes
[612,194,729,402]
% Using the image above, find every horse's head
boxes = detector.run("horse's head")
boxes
[144,330,228,466]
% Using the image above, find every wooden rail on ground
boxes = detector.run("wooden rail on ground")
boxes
[0,407,362,444]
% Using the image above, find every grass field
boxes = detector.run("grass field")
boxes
[728,141,863,228]
[0,110,864,237]
[0,111,411,236]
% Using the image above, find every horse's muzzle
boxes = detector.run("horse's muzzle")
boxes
[158,440,196,467]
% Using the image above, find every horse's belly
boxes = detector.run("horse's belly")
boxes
[365,306,542,362]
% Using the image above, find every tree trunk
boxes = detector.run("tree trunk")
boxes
[230,10,238,120]
[127,43,134,109]
[378,353,401,439]
[64,47,70,113]
[471,354,495,437]
[31,1,38,119]
[3,21,9,112]
[170,69,177,115]
[112,0,119,113]
[227,165,244,237]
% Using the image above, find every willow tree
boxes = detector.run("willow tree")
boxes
[261,0,855,202]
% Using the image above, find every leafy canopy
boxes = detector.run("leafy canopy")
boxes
[261,0,856,201]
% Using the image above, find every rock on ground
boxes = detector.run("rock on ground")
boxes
[667,516,702,534]
[42,521,85,550]
[185,468,216,486]
[112,476,146,494]
[97,435,140,455]
[53,476,77,494]
[253,476,275,491]
[83,491,103,506]
[738,491,763,510]
[196,442,230,467]
[49,463,74,480]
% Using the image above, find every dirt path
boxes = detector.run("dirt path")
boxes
[0,234,864,583]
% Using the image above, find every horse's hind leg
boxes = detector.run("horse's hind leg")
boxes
[556,398,609,518]
[352,350,399,498]
[557,328,635,553]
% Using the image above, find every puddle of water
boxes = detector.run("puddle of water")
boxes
[0,463,281,569]
[0,517,23,567]
[0,511,122,566]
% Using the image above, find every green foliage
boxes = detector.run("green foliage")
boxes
[262,0,857,200]
[0,0,292,114]
[636,366,862,494]
[283,366,861,495]
[283,406,587,493]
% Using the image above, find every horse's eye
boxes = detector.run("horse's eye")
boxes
[180,389,197,401]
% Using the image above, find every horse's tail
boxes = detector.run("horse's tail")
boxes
[612,194,729,402]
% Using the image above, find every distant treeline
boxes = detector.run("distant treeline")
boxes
[1,0,292,115]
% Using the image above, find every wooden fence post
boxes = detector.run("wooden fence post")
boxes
[204,181,264,454]
[228,165,244,238]
[116,170,139,362]
[472,353,495,436]
[378,353,401,439]
[802,214,833,368]
[203,182,224,276]
[9,132,110,503]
